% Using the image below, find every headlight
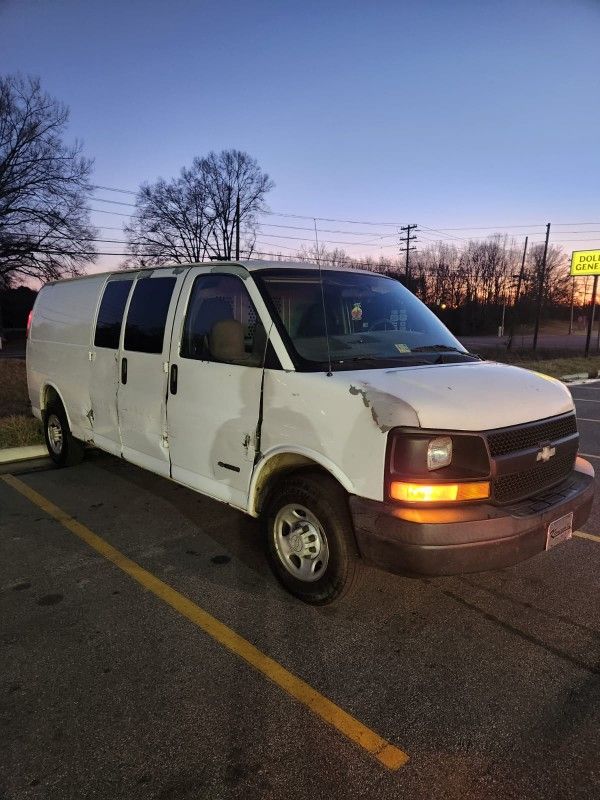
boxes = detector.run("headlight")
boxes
[427,436,452,470]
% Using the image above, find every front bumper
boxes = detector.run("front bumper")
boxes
[350,457,595,576]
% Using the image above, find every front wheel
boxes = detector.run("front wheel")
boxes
[264,472,362,605]
[44,400,85,467]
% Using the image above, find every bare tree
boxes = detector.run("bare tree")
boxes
[0,74,96,286]
[527,243,569,305]
[296,243,353,267]
[125,149,273,265]
[200,150,274,259]
[124,170,213,265]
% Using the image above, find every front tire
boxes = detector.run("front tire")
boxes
[44,400,85,467]
[264,472,362,605]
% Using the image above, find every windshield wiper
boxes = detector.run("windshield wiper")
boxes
[411,344,468,354]
[333,355,431,369]
[333,356,385,366]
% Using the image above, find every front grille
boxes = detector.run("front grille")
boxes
[492,442,578,504]
[487,413,577,457]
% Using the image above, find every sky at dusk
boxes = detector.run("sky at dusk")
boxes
[1,0,599,272]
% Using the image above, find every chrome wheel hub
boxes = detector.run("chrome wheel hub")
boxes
[47,414,63,455]
[273,503,329,583]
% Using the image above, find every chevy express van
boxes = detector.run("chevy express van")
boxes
[27,261,594,604]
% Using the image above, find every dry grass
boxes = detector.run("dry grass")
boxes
[0,359,31,416]
[483,352,600,378]
[0,415,43,448]
[0,359,43,448]
[512,357,600,378]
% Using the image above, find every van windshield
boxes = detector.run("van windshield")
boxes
[255,268,476,371]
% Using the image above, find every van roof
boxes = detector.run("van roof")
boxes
[47,259,377,284]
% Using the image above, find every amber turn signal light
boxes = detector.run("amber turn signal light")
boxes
[390,480,490,503]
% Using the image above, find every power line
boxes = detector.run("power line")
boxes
[93,196,137,207]
[420,221,600,231]
[87,207,132,217]
[92,184,137,195]
[420,224,466,242]
[89,187,401,236]
[91,183,600,232]
[16,228,600,259]
[260,222,396,238]
[86,184,600,252]
[92,185,410,225]
[249,231,398,247]
[27,246,405,271]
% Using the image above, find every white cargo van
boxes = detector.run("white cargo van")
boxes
[27,261,594,603]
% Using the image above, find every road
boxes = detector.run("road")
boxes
[1,386,599,800]
[0,339,25,359]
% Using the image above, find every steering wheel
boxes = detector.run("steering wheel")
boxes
[369,319,396,331]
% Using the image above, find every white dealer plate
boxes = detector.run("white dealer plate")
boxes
[546,512,573,550]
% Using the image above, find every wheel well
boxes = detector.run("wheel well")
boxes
[42,384,61,413]
[253,454,347,516]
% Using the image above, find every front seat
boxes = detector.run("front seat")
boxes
[185,297,233,358]
[209,319,260,366]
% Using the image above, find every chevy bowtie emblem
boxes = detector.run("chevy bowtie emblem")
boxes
[536,444,556,462]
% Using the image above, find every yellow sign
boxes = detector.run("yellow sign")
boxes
[570,250,600,276]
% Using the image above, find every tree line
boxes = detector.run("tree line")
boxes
[291,237,573,335]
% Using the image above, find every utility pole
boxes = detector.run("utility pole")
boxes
[585,275,598,357]
[399,224,417,281]
[532,222,551,352]
[235,193,240,260]
[568,276,575,335]
[507,236,528,351]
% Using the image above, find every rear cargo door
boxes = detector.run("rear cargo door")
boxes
[117,268,186,476]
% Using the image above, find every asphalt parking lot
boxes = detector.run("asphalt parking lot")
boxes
[1,385,600,800]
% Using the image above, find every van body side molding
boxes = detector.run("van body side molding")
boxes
[218,461,241,473]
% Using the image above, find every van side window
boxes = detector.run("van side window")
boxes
[94,280,133,349]
[124,277,176,354]
[181,274,267,367]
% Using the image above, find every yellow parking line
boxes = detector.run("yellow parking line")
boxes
[576,417,600,423]
[579,453,600,460]
[574,530,600,544]
[0,473,408,771]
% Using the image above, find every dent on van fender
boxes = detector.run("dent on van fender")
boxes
[349,384,420,433]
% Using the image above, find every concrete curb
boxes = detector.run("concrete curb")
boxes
[0,444,48,465]
[560,372,600,385]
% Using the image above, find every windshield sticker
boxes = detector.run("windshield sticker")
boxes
[395,343,411,353]
[351,302,363,321]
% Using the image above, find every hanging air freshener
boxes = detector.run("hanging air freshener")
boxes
[351,302,363,321]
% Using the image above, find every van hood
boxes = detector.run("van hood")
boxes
[339,360,574,432]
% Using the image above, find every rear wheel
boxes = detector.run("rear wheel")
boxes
[264,472,362,605]
[43,400,85,467]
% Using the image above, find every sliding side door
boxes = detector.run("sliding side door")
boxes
[117,268,186,476]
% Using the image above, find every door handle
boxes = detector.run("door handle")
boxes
[121,357,127,385]
[170,363,178,395]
